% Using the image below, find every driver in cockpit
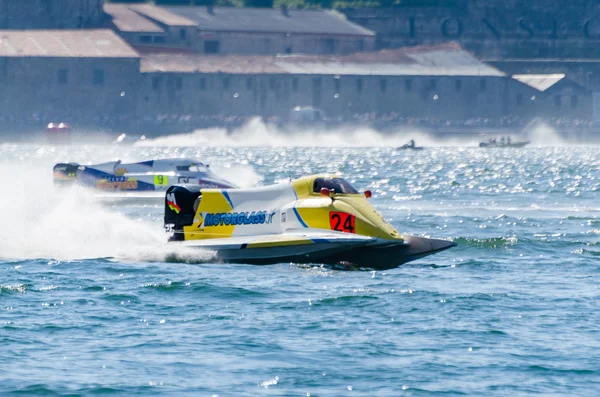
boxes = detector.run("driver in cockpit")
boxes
[315,179,336,193]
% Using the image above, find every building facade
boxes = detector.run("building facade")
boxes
[135,45,592,123]
[105,4,376,56]
[0,1,593,133]
[342,0,600,59]
[0,30,139,123]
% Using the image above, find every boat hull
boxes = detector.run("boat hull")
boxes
[479,141,529,148]
[397,146,424,151]
[181,235,456,270]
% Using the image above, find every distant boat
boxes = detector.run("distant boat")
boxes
[479,140,529,148]
[397,144,424,150]
[397,140,424,150]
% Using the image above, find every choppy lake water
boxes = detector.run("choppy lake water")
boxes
[1,141,599,396]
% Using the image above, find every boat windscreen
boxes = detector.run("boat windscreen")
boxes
[189,163,210,173]
[313,178,359,194]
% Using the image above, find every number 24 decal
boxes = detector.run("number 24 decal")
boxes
[329,212,355,233]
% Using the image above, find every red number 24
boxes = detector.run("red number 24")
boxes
[329,212,355,233]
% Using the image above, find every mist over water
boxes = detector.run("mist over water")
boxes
[0,161,218,263]
[136,117,484,147]
[0,146,253,262]
[521,120,567,146]
[134,117,593,149]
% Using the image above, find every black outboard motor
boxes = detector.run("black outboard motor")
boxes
[53,163,80,187]
[165,185,202,241]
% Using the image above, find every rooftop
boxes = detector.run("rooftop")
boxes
[141,43,504,76]
[0,30,139,58]
[512,74,566,91]
[163,6,375,36]
[104,4,164,33]
[128,4,198,27]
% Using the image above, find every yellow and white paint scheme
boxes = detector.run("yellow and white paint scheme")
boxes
[166,174,456,270]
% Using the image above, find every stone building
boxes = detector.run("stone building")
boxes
[104,4,376,55]
[104,4,169,47]
[0,30,139,121]
[108,4,198,51]
[137,43,586,122]
[0,1,592,132]
[510,74,592,120]
[341,0,600,116]
[0,34,590,131]
[342,0,600,60]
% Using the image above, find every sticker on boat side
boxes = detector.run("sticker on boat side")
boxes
[154,175,169,186]
[96,177,138,190]
[114,167,127,176]
[166,192,180,214]
[329,212,355,233]
[203,210,276,226]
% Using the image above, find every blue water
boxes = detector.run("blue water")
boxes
[2,142,600,396]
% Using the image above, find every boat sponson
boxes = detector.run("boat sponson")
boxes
[194,234,455,270]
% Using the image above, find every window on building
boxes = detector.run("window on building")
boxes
[261,38,271,54]
[555,95,562,107]
[312,78,322,108]
[356,78,363,93]
[269,77,276,91]
[139,35,152,44]
[313,94,322,107]
[292,78,298,92]
[321,38,335,54]
[334,77,341,92]
[204,40,220,54]
[246,78,253,90]
[313,89,321,107]
[180,28,187,41]
[357,39,364,52]
[285,47,292,54]
[93,70,104,86]
[199,77,206,90]
[380,79,387,93]
[480,78,487,92]
[405,79,412,92]
[571,95,578,108]
[455,79,462,92]
[175,76,183,90]
[516,93,523,105]
[153,36,165,44]
[152,76,160,90]
[222,77,230,90]
[57,69,68,85]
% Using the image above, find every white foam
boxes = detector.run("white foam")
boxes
[210,163,263,188]
[0,162,214,263]
[135,117,480,148]
[525,120,567,146]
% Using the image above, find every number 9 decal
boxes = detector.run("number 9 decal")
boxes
[154,175,169,186]
[329,212,355,233]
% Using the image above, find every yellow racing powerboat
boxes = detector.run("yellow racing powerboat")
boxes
[164,175,455,270]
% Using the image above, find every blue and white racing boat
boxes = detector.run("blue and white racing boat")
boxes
[53,158,236,192]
